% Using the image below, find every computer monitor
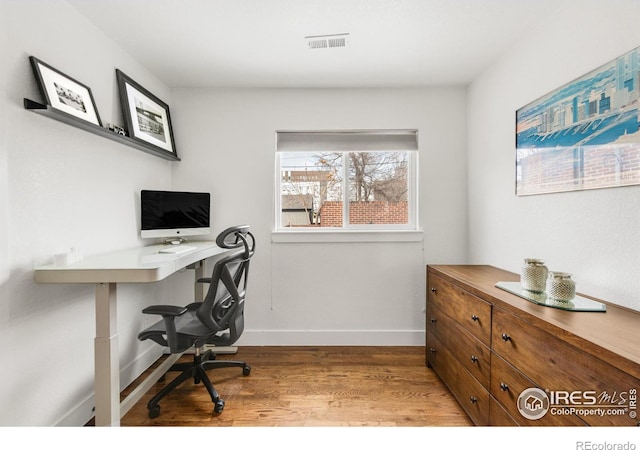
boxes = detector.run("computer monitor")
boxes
[140,190,211,240]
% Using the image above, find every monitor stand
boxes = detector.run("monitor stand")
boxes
[163,237,186,245]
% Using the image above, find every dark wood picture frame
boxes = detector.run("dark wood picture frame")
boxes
[116,69,177,158]
[29,56,102,127]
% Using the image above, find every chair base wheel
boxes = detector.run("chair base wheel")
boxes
[148,405,160,419]
[214,399,225,413]
[243,365,251,376]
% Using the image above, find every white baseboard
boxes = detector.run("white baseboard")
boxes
[54,394,95,427]
[236,329,425,346]
[54,346,162,426]
[176,345,238,355]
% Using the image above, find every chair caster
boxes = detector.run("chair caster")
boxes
[214,399,225,413]
[243,365,251,376]
[148,405,160,419]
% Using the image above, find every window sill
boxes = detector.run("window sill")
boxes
[271,229,424,243]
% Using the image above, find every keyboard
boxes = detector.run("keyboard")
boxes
[158,245,197,255]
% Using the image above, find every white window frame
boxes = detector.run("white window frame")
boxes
[273,130,423,243]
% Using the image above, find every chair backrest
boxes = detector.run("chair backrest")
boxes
[196,225,255,344]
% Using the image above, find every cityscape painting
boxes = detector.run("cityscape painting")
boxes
[516,46,640,195]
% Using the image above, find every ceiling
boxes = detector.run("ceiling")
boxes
[67,0,567,89]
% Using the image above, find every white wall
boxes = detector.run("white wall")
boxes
[4,0,632,428]
[0,0,186,425]
[2,2,468,425]
[170,87,468,345]
[468,0,640,311]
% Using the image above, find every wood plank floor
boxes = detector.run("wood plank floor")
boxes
[118,346,472,426]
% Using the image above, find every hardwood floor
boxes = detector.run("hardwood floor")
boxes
[118,346,472,426]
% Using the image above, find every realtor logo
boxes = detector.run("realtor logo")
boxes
[518,387,550,420]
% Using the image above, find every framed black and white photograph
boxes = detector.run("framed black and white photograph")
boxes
[116,69,177,157]
[29,56,102,126]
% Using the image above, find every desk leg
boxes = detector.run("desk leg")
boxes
[94,283,119,426]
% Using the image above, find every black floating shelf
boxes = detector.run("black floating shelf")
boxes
[23,98,180,161]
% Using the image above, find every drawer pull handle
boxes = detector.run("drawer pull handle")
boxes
[500,383,509,392]
[430,348,436,353]
[471,314,479,322]
[430,288,437,293]
[470,396,477,404]
[430,317,437,323]
[501,333,511,342]
[470,355,478,363]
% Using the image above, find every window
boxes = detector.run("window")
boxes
[275,130,418,232]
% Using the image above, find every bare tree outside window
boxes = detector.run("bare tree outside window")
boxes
[279,151,410,227]
[347,151,408,225]
[280,152,342,227]
[349,152,408,202]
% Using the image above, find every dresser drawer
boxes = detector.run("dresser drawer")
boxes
[427,331,490,425]
[428,274,492,346]
[489,396,518,426]
[492,306,640,426]
[427,302,490,388]
[490,352,586,426]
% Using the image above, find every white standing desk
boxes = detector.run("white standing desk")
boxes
[34,240,229,426]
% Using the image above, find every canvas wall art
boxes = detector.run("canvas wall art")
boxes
[516,46,640,195]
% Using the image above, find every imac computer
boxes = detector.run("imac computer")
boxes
[140,190,211,244]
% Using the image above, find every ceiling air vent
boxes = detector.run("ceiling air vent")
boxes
[305,33,350,50]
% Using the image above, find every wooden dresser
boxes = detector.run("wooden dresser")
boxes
[425,265,640,426]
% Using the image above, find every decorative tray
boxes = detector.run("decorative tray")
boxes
[495,281,606,312]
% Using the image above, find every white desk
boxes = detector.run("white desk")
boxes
[34,241,228,426]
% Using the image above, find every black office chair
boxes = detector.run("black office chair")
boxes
[138,225,255,418]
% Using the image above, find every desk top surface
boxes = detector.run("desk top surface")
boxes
[34,241,226,284]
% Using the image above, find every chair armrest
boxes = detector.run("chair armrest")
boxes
[141,305,187,353]
[142,305,187,317]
